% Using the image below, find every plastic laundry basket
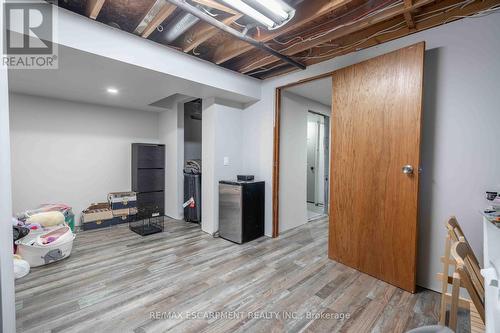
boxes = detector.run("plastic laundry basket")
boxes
[16,230,75,267]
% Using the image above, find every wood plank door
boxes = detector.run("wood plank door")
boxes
[329,43,425,293]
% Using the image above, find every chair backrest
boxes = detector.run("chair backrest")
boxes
[446,217,484,291]
[451,240,485,323]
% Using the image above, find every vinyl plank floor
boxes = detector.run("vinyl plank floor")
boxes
[15,217,469,333]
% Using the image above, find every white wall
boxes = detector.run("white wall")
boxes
[184,101,202,162]
[307,112,326,205]
[159,103,185,220]
[202,99,243,235]
[41,7,261,102]
[279,92,330,232]
[9,94,159,222]
[241,13,500,292]
[0,0,16,328]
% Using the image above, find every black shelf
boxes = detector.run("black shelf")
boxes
[132,143,165,220]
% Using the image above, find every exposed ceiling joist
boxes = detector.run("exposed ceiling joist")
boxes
[190,0,239,15]
[403,0,416,29]
[179,14,244,53]
[86,0,106,20]
[308,0,500,65]
[258,0,500,78]
[141,3,177,38]
[235,0,436,73]
[211,0,355,64]
[166,0,306,69]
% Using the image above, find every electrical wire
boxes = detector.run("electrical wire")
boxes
[192,45,202,56]
[241,0,403,72]
[250,0,500,76]
[270,0,400,46]
[297,1,500,61]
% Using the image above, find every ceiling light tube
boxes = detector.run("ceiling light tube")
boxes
[251,0,289,20]
[219,0,276,28]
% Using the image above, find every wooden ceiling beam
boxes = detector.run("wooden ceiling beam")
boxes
[257,0,500,78]
[211,0,355,64]
[86,0,106,20]
[142,3,177,38]
[302,0,500,67]
[179,14,243,53]
[403,0,416,29]
[236,0,435,73]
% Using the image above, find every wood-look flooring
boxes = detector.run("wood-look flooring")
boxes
[15,218,469,333]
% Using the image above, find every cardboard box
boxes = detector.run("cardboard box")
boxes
[112,207,138,217]
[82,218,114,231]
[113,215,135,225]
[82,203,113,223]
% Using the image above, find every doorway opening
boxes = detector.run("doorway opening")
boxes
[183,99,202,223]
[274,77,332,236]
[307,111,329,221]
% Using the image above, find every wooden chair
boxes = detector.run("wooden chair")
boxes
[437,217,485,332]
[451,240,485,332]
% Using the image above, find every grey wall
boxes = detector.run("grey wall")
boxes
[9,94,160,222]
[241,12,500,292]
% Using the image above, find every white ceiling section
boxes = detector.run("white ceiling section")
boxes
[286,77,332,106]
[7,6,261,107]
[8,44,257,112]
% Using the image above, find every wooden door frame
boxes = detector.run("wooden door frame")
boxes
[272,71,336,238]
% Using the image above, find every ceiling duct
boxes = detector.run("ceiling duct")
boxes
[165,0,305,70]
[165,9,202,42]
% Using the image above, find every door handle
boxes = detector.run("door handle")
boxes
[402,165,414,175]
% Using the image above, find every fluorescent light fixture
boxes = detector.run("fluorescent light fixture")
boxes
[220,0,276,28]
[253,0,289,20]
[107,87,119,94]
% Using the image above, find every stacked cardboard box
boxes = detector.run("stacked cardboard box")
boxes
[108,192,137,224]
[81,203,114,231]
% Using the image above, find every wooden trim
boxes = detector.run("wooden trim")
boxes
[86,0,106,20]
[272,88,282,238]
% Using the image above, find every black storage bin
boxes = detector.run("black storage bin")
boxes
[135,169,165,192]
[132,143,165,223]
[184,173,201,223]
[133,144,165,169]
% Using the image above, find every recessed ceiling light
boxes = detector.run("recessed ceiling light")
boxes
[107,87,119,94]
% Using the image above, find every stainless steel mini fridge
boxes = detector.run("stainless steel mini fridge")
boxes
[218,180,265,244]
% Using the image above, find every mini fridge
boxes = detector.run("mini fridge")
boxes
[218,180,265,244]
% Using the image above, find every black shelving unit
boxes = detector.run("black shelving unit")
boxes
[131,143,165,235]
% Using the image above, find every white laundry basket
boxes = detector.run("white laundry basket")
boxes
[16,228,75,267]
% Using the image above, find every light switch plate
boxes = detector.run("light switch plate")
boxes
[223,157,229,166]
